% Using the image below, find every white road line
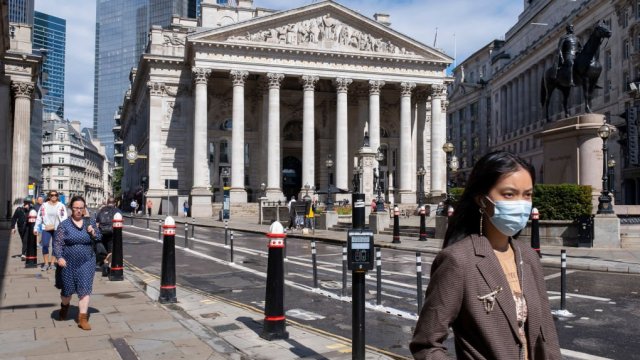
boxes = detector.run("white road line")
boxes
[560,348,613,360]
[544,270,576,280]
[547,291,610,302]
[123,230,421,318]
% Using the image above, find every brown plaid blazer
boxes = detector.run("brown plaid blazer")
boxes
[410,234,561,360]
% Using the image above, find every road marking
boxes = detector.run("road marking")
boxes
[286,308,325,321]
[560,348,613,360]
[544,270,576,280]
[547,291,610,302]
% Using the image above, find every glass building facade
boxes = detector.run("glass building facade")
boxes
[93,0,199,159]
[8,0,34,25]
[33,11,66,119]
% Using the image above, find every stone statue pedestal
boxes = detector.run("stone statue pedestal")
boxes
[537,114,607,210]
[315,211,338,230]
[357,146,377,205]
[369,211,389,234]
[593,214,620,248]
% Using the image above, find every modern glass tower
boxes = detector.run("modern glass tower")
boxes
[8,0,34,25]
[93,0,199,159]
[33,11,66,119]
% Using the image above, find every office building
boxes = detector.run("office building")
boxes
[33,11,65,118]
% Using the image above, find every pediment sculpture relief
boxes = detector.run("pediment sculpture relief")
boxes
[228,14,415,55]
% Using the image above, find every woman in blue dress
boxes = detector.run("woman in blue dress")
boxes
[53,195,101,330]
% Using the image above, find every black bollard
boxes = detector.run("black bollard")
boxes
[531,207,541,258]
[392,206,401,244]
[342,246,347,297]
[416,252,423,313]
[184,222,189,249]
[447,205,454,218]
[353,270,366,359]
[224,220,229,246]
[146,216,149,230]
[157,220,162,240]
[25,210,38,268]
[159,216,177,303]
[311,240,318,288]
[419,206,427,241]
[352,193,365,229]
[109,213,124,281]
[561,249,567,310]
[376,247,382,306]
[230,231,234,263]
[191,218,195,239]
[261,221,289,340]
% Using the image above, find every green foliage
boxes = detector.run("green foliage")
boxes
[449,187,464,204]
[112,168,123,198]
[335,205,352,215]
[532,184,592,220]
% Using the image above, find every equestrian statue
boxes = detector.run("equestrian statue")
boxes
[541,21,612,122]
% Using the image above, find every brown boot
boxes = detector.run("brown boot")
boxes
[77,313,91,330]
[58,303,70,321]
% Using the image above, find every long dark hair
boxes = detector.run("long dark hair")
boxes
[443,151,535,248]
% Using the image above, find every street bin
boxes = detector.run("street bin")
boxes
[576,215,594,248]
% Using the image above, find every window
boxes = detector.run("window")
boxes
[624,39,630,59]
[59,145,65,151]
[606,50,612,70]
[624,71,630,88]
[57,181,64,190]
[219,140,229,163]
[637,0,640,19]
[623,9,629,28]
[58,157,65,164]
[58,168,64,176]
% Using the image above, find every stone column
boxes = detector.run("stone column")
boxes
[190,68,212,217]
[301,75,318,191]
[398,82,416,203]
[416,90,428,197]
[369,80,385,157]
[10,81,34,206]
[146,81,165,214]
[266,73,285,200]
[334,77,352,191]
[229,70,249,203]
[259,80,269,186]
[430,84,447,197]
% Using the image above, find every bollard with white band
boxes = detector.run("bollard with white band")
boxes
[159,216,177,303]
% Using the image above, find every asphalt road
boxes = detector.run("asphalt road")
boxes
[121,218,640,359]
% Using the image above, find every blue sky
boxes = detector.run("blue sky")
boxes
[34,0,523,129]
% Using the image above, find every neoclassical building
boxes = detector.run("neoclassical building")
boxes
[1,0,43,218]
[118,0,452,217]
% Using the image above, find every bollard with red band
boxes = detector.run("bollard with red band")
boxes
[531,207,541,258]
[25,209,38,268]
[447,205,454,217]
[261,221,289,341]
[392,206,401,244]
[419,206,427,241]
[109,213,124,281]
[159,216,177,303]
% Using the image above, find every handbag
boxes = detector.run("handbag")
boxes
[84,219,107,261]
[44,224,54,231]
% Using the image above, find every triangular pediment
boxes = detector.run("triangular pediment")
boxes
[190,1,452,64]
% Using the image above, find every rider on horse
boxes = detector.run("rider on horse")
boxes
[555,24,582,87]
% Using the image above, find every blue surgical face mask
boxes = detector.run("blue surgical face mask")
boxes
[485,197,532,237]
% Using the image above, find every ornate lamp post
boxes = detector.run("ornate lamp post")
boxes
[597,122,614,214]
[417,166,426,206]
[608,157,616,196]
[325,154,334,211]
[375,146,385,212]
[303,183,311,201]
[352,164,362,193]
[442,141,455,205]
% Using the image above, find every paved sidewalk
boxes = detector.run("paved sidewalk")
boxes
[132,213,640,274]
[0,230,396,360]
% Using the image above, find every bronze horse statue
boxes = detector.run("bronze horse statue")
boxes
[541,21,612,122]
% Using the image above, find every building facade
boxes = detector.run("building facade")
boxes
[41,117,108,208]
[33,11,65,118]
[448,0,640,204]
[1,0,42,218]
[93,0,201,160]
[7,0,32,25]
[117,0,452,217]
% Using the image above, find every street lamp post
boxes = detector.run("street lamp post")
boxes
[597,122,614,214]
[375,147,385,212]
[326,154,334,211]
[442,142,455,206]
[260,182,267,198]
[352,164,362,193]
[303,183,311,201]
[608,157,616,196]
[417,166,426,206]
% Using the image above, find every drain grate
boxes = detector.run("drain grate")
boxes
[110,338,138,360]
[211,323,241,333]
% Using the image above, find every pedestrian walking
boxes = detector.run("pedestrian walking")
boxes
[130,199,138,215]
[54,195,101,330]
[287,196,297,230]
[33,195,44,213]
[34,191,68,271]
[95,197,121,276]
[370,198,376,213]
[183,200,189,217]
[11,198,32,260]
[410,151,561,359]
[146,198,153,216]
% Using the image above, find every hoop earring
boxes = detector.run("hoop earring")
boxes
[479,208,484,237]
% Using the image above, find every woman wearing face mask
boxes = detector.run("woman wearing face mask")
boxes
[410,151,561,360]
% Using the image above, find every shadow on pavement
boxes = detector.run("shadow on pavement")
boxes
[0,230,12,304]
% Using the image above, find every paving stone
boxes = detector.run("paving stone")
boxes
[27,348,121,360]
[66,334,114,352]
